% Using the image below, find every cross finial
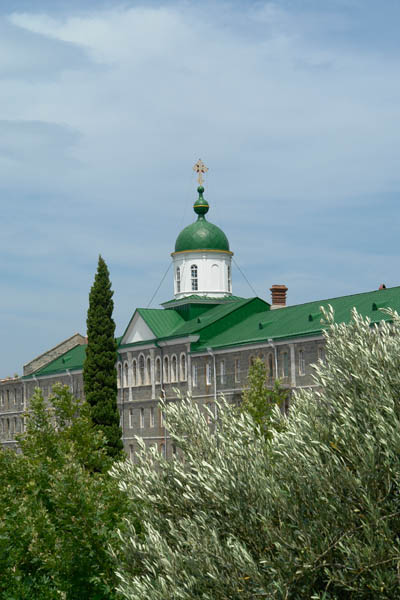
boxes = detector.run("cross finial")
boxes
[193,158,208,186]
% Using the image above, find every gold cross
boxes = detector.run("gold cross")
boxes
[193,159,209,186]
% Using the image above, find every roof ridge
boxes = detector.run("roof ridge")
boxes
[281,285,400,313]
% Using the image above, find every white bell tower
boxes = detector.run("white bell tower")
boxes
[172,160,233,300]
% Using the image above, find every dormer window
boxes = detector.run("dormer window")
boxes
[191,264,198,291]
[176,267,181,293]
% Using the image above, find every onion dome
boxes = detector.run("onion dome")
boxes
[174,187,230,253]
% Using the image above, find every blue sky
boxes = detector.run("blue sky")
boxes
[1,0,400,376]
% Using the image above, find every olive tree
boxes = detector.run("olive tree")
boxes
[112,308,400,599]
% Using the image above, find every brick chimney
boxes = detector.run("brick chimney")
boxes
[270,284,288,309]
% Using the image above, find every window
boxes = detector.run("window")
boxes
[139,355,145,386]
[180,354,187,381]
[191,264,198,291]
[176,267,181,293]
[160,443,166,458]
[146,356,151,385]
[129,445,134,462]
[150,407,155,428]
[132,360,137,386]
[163,356,169,383]
[117,363,122,387]
[299,349,306,375]
[227,265,232,292]
[192,363,198,387]
[172,444,177,457]
[155,357,161,384]
[219,360,225,384]
[140,407,144,429]
[234,358,241,383]
[124,362,129,387]
[267,353,274,379]
[129,409,133,428]
[282,352,289,378]
[206,362,212,386]
[171,355,177,382]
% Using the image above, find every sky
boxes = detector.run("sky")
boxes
[1,0,400,376]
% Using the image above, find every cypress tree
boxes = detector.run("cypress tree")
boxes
[83,255,123,460]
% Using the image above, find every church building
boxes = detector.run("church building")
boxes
[1,161,398,457]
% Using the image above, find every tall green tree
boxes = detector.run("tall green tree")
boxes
[83,255,123,459]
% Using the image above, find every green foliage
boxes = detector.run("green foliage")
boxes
[111,308,400,599]
[83,255,123,460]
[0,384,128,599]
[241,357,287,441]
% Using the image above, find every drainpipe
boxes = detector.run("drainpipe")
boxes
[268,339,278,379]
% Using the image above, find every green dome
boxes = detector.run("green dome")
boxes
[174,187,230,253]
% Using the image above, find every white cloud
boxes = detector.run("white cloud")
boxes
[1,2,400,374]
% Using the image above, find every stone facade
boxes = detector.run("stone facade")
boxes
[0,333,326,456]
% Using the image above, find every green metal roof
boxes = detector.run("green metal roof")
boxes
[170,297,268,339]
[192,286,400,351]
[25,286,400,379]
[136,308,184,338]
[25,343,87,378]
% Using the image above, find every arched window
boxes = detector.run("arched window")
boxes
[132,359,137,386]
[155,357,161,384]
[219,360,225,384]
[227,265,232,292]
[180,354,187,381]
[206,362,212,386]
[191,264,198,291]
[171,355,177,382]
[192,363,198,387]
[124,362,129,387]
[6,418,9,436]
[146,356,151,385]
[139,355,145,386]
[163,356,169,383]
[117,363,122,387]
[176,267,181,293]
